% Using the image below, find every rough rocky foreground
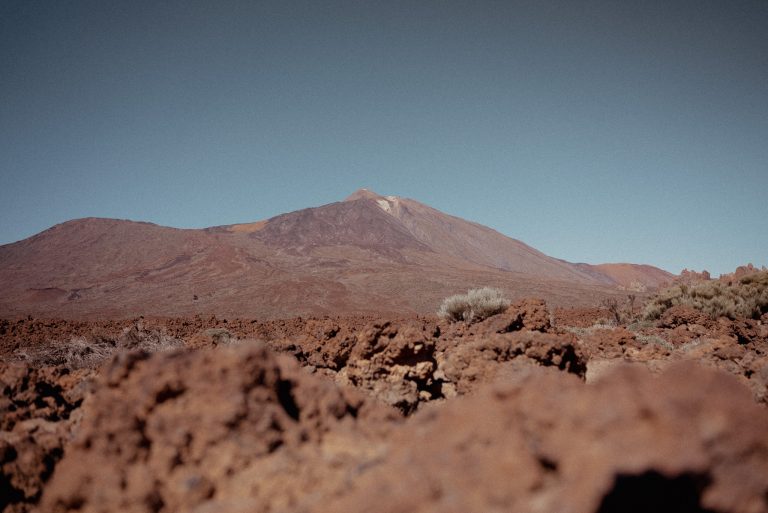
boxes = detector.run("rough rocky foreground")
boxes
[1,299,767,513]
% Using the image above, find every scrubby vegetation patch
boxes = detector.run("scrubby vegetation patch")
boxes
[437,287,510,323]
[644,270,768,320]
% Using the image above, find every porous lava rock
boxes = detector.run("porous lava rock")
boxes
[40,343,396,513]
[0,364,93,513]
[716,318,762,345]
[473,297,552,335]
[580,327,642,359]
[435,330,586,396]
[678,337,768,405]
[268,318,358,371]
[553,307,612,328]
[655,307,764,346]
[658,305,714,330]
[5,310,768,513]
[678,268,712,283]
[336,321,439,414]
[319,363,768,513]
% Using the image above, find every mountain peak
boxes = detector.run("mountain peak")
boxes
[344,188,383,201]
[0,189,674,318]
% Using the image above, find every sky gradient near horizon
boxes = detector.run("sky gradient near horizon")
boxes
[1,0,766,276]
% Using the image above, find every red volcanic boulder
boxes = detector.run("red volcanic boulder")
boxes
[554,307,610,328]
[4,317,768,513]
[269,318,358,371]
[681,337,768,405]
[337,322,438,414]
[40,344,395,513]
[678,268,712,283]
[716,318,762,345]
[475,297,552,335]
[319,363,768,513]
[719,263,767,284]
[0,364,94,513]
[436,331,585,396]
[658,304,713,329]
[580,326,643,358]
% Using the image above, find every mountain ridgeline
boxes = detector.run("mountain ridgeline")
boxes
[0,189,672,318]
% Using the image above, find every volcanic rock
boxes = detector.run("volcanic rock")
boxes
[318,363,768,513]
[268,318,358,371]
[0,364,94,513]
[474,297,552,334]
[40,343,395,513]
[336,322,439,414]
[658,305,713,330]
[436,331,586,396]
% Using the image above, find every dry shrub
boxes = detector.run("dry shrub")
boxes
[13,323,184,369]
[13,336,117,369]
[600,295,639,326]
[438,287,510,323]
[644,270,768,320]
[118,324,185,353]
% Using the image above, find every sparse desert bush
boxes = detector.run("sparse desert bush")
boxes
[13,336,117,369]
[438,287,510,323]
[602,294,640,325]
[644,270,768,320]
[601,298,621,325]
[13,324,184,369]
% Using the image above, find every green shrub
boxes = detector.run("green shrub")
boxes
[438,287,510,323]
[643,270,768,320]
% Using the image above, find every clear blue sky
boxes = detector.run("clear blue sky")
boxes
[1,0,766,276]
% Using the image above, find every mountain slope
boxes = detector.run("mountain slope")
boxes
[588,263,673,290]
[0,189,672,318]
[249,196,430,257]
[344,191,612,284]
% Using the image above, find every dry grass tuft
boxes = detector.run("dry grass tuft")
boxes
[438,287,511,323]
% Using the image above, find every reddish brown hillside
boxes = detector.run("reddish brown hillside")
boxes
[250,197,429,256]
[345,190,610,284]
[0,190,671,318]
[586,263,674,290]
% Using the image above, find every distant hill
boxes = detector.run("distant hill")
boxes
[577,263,673,291]
[0,189,672,318]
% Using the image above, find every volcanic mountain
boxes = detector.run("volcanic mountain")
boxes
[0,189,672,318]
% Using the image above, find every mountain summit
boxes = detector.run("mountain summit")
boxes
[0,190,672,318]
[344,188,384,201]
